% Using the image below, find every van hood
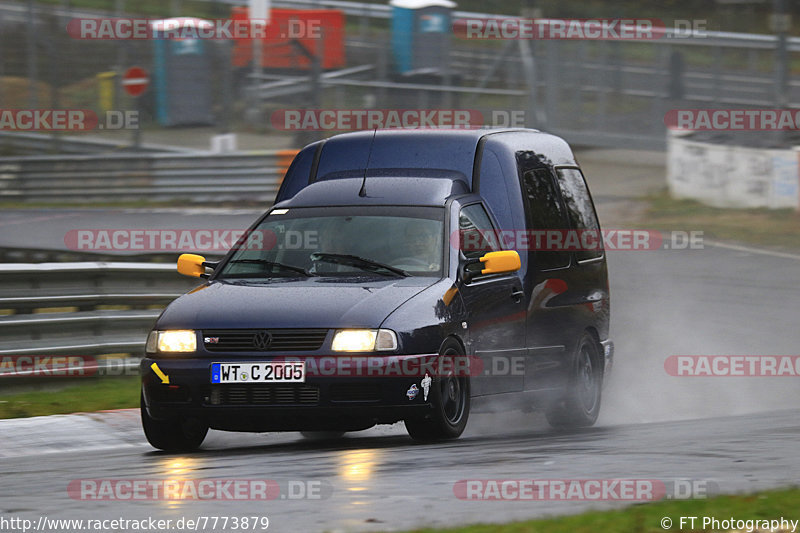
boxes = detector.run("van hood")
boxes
[156,277,438,330]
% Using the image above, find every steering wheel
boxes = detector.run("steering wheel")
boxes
[392,256,435,269]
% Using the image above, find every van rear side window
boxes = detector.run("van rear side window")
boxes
[516,151,570,270]
[555,168,604,261]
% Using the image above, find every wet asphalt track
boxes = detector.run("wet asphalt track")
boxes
[0,407,798,532]
[2,242,800,532]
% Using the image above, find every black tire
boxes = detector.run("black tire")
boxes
[546,333,603,428]
[405,340,470,442]
[141,393,208,452]
[299,431,346,441]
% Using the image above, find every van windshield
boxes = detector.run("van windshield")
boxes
[216,206,445,279]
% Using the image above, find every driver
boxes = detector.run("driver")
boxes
[396,221,440,271]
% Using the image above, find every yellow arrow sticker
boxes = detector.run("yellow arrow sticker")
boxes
[150,362,170,384]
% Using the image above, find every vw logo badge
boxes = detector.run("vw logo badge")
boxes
[253,330,272,350]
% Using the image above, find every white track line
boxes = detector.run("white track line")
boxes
[705,239,800,261]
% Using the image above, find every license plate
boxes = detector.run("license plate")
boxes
[211,362,305,383]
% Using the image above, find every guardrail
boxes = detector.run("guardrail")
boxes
[0,247,184,264]
[0,131,197,155]
[0,149,299,203]
[0,262,198,368]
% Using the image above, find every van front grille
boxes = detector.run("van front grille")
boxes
[202,329,328,352]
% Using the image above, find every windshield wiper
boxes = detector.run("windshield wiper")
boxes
[310,253,409,277]
[225,259,314,277]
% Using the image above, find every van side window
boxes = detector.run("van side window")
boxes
[459,204,499,261]
[516,152,570,270]
[556,168,604,261]
[478,150,514,232]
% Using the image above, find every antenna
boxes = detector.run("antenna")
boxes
[359,129,377,197]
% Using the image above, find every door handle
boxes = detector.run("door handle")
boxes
[511,289,524,303]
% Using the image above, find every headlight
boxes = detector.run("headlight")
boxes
[148,330,197,353]
[331,329,397,352]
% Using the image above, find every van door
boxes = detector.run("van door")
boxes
[516,152,575,392]
[456,203,526,396]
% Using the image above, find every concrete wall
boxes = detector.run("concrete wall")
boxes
[667,132,800,210]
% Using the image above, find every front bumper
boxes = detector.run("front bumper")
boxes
[141,354,439,432]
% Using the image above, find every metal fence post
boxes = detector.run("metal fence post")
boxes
[773,0,788,109]
[544,39,559,131]
[114,0,126,118]
[773,0,789,146]
[26,0,39,109]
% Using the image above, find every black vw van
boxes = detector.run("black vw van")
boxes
[141,128,613,451]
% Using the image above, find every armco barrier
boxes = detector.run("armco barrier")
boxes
[0,131,196,155]
[0,262,198,360]
[0,150,299,204]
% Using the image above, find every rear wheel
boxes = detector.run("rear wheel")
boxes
[141,393,208,452]
[405,341,470,441]
[546,333,603,428]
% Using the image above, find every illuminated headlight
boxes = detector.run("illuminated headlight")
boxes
[331,329,397,352]
[147,330,197,353]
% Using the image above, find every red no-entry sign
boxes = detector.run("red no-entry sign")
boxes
[122,66,149,97]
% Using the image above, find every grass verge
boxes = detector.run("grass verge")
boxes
[640,189,800,252]
[402,487,800,533]
[0,376,140,419]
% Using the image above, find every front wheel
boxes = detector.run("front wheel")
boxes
[546,333,603,428]
[141,392,208,452]
[405,341,470,441]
